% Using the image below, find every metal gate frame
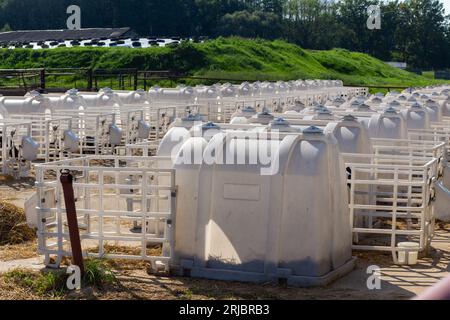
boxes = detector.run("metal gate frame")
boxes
[345,153,438,263]
[35,156,176,272]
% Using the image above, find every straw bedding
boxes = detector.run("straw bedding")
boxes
[0,201,36,246]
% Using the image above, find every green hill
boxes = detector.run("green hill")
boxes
[0,37,443,88]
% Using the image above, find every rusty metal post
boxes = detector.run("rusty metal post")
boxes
[60,170,84,274]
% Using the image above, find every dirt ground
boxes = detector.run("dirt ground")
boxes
[1,177,449,300]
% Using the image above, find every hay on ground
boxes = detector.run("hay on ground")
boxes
[0,242,38,261]
[0,201,36,246]
[0,175,14,183]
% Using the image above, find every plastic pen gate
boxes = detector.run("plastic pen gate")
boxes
[0,119,38,177]
[34,156,176,273]
[8,114,79,162]
[346,152,439,263]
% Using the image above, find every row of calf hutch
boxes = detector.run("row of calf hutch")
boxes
[0,80,363,177]
[2,81,450,287]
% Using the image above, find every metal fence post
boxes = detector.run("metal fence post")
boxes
[40,68,46,91]
[134,69,138,91]
[87,68,93,91]
[60,170,85,274]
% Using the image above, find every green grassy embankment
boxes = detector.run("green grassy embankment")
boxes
[0,37,444,89]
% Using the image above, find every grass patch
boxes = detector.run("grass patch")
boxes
[0,241,38,261]
[422,71,435,79]
[3,258,117,297]
[3,269,67,297]
[84,259,117,288]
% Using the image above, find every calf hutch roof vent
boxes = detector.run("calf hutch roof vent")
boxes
[0,28,135,43]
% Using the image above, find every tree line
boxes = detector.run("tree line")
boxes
[0,0,449,69]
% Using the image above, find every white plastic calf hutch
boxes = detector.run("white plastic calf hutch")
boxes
[0,92,52,115]
[149,86,196,105]
[80,88,122,107]
[172,129,355,286]
[116,89,149,105]
[400,103,431,131]
[422,99,443,123]
[368,108,408,140]
[46,89,87,110]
